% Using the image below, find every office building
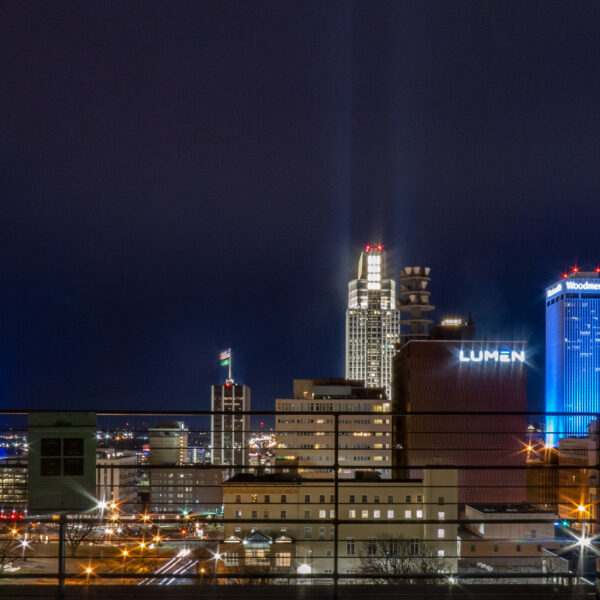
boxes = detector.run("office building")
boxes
[96,449,138,507]
[211,383,250,471]
[0,458,27,510]
[275,379,391,478]
[398,266,435,346]
[217,468,458,582]
[148,421,188,465]
[392,333,527,504]
[546,270,600,444]
[345,244,401,399]
[148,420,223,513]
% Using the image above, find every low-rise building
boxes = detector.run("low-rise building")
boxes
[217,468,458,583]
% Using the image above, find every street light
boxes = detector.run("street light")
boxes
[122,549,128,577]
[20,539,30,562]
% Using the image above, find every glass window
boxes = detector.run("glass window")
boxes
[280,510,287,518]
[304,495,310,503]
[362,495,368,503]
[346,538,355,555]
[437,528,445,538]
[319,510,326,518]
[405,495,411,503]
[281,495,287,504]
[373,510,381,518]
[387,509,394,519]
[304,527,312,538]
[304,510,310,519]
[349,495,355,504]
[438,511,445,520]
[404,510,412,519]
[264,495,270,503]
[349,509,356,518]
[319,495,325,503]
[361,510,368,519]
[416,510,423,518]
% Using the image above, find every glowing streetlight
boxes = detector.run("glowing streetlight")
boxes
[448,576,456,585]
[20,539,30,562]
[97,500,108,511]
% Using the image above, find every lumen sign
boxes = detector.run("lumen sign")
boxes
[459,349,525,363]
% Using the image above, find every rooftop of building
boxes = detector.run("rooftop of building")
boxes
[223,472,422,485]
[466,503,556,515]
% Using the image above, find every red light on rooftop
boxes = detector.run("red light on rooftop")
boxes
[595,267,600,273]
[365,244,371,251]
[225,382,231,387]
[562,273,568,278]
[377,244,383,251]
[572,266,579,273]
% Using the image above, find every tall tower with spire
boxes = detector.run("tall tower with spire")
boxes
[345,244,400,399]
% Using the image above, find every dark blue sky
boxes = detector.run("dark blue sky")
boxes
[2,2,600,413]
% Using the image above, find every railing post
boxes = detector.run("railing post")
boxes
[333,412,339,600]
[57,514,66,600]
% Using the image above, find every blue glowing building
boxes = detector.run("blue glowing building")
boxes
[546,270,600,444]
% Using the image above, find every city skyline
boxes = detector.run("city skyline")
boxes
[3,3,600,415]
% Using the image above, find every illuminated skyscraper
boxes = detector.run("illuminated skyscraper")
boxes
[546,269,600,444]
[345,244,400,398]
[211,382,250,472]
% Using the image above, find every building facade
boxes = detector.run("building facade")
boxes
[96,450,138,507]
[211,383,250,471]
[546,271,600,444]
[217,468,458,582]
[275,379,391,479]
[392,338,528,504]
[345,245,401,399]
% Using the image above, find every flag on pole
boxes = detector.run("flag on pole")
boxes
[220,349,231,366]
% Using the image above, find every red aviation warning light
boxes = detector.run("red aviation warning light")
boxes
[595,267,600,273]
[572,266,579,273]
[562,273,568,278]
[365,244,371,251]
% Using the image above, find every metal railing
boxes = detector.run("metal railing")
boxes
[0,409,598,596]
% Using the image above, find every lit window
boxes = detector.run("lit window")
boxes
[438,511,445,520]
[387,510,394,519]
[404,510,412,519]
[319,510,326,519]
[373,510,381,518]
[437,528,445,538]
[361,510,368,519]
[437,549,445,558]
[349,510,356,518]
[416,510,423,518]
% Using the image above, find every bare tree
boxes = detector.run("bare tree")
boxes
[65,514,100,558]
[0,536,20,572]
[358,535,452,584]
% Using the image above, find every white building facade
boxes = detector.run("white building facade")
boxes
[345,245,401,399]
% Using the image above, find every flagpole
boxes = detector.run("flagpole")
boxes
[229,350,232,382]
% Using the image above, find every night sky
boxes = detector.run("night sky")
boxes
[3,2,600,414]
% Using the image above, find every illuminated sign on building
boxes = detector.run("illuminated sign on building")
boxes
[459,349,525,363]
[546,283,562,298]
[565,281,600,292]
